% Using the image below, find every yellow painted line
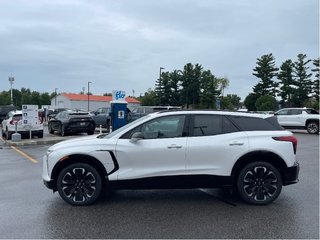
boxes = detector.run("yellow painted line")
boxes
[10,146,38,164]
[0,137,5,143]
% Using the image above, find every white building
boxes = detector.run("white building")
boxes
[51,93,141,111]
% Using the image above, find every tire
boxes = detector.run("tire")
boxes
[57,163,102,206]
[6,129,12,140]
[306,122,319,134]
[237,161,282,205]
[37,131,44,138]
[87,123,95,135]
[60,125,66,137]
[48,124,54,134]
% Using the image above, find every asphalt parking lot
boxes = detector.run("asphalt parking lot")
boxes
[0,132,318,239]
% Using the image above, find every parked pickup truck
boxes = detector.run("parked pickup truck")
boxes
[275,108,319,134]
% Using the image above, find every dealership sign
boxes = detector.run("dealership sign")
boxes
[22,105,39,126]
[112,90,126,101]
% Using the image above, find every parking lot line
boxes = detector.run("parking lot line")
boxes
[10,146,38,164]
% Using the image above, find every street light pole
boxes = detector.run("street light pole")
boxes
[87,81,92,111]
[8,76,15,106]
[159,67,164,104]
[55,88,58,107]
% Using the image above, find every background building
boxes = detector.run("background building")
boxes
[51,93,140,111]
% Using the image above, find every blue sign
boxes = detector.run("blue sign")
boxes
[112,90,126,101]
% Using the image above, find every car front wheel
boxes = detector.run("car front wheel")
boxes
[237,161,282,205]
[57,163,102,206]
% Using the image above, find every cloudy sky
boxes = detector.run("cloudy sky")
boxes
[0,0,318,100]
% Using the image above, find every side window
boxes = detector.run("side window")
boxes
[230,116,276,131]
[192,115,222,136]
[289,109,302,115]
[223,116,239,133]
[277,109,289,115]
[141,115,186,139]
[121,115,186,139]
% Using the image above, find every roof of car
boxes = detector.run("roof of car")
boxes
[151,110,272,119]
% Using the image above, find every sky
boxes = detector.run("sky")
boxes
[0,0,318,100]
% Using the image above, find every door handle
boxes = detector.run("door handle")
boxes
[167,145,182,149]
[229,141,244,146]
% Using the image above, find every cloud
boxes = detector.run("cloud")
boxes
[0,0,318,99]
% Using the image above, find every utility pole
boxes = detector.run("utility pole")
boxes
[55,88,58,107]
[87,81,92,111]
[8,76,15,106]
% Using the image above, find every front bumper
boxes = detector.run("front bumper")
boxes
[282,161,300,185]
[43,179,55,190]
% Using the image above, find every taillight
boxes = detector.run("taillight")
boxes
[9,120,17,125]
[272,135,298,154]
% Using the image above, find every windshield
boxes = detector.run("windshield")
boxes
[105,115,150,139]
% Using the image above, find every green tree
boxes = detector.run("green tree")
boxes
[168,70,182,106]
[311,58,319,100]
[222,94,241,110]
[252,53,279,97]
[138,88,157,106]
[180,63,203,108]
[255,95,277,111]
[278,59,295,107]
[292,54,312,107]
[244,93,258,111]
[40,92,51,106]
[199,70,220,108]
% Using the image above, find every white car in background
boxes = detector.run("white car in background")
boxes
[43,110,299,206]
[1,110,44,139]
[275,108,319,134]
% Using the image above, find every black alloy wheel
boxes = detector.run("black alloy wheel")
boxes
[237,161,282,205]
[57,163,102,206]
[306,122,319,134]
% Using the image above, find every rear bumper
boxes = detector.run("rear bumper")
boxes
[282,162,300,185]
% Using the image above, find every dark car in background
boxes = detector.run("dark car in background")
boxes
[47,108,70,120]
[91,107,111,130]
[48,110,96,136]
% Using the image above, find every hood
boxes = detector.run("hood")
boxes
[48,134,113,152]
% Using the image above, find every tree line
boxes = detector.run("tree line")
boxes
[0,88,53,109]
[138,63,242,110]
[245,54,319,111]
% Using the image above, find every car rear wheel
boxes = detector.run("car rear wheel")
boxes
[57,163,102,206]
[237,161,282,205]
[306,122,319,134]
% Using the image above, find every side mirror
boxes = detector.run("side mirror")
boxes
[94,111,98,115]
[274,112,278,116]
[130,132,144,143]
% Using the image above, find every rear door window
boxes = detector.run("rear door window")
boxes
[191,115,238,137]
[229,116,280,131]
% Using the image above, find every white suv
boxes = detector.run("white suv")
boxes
[275,108,319,134]
[43,111,299,205]
[1,110,44,139]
